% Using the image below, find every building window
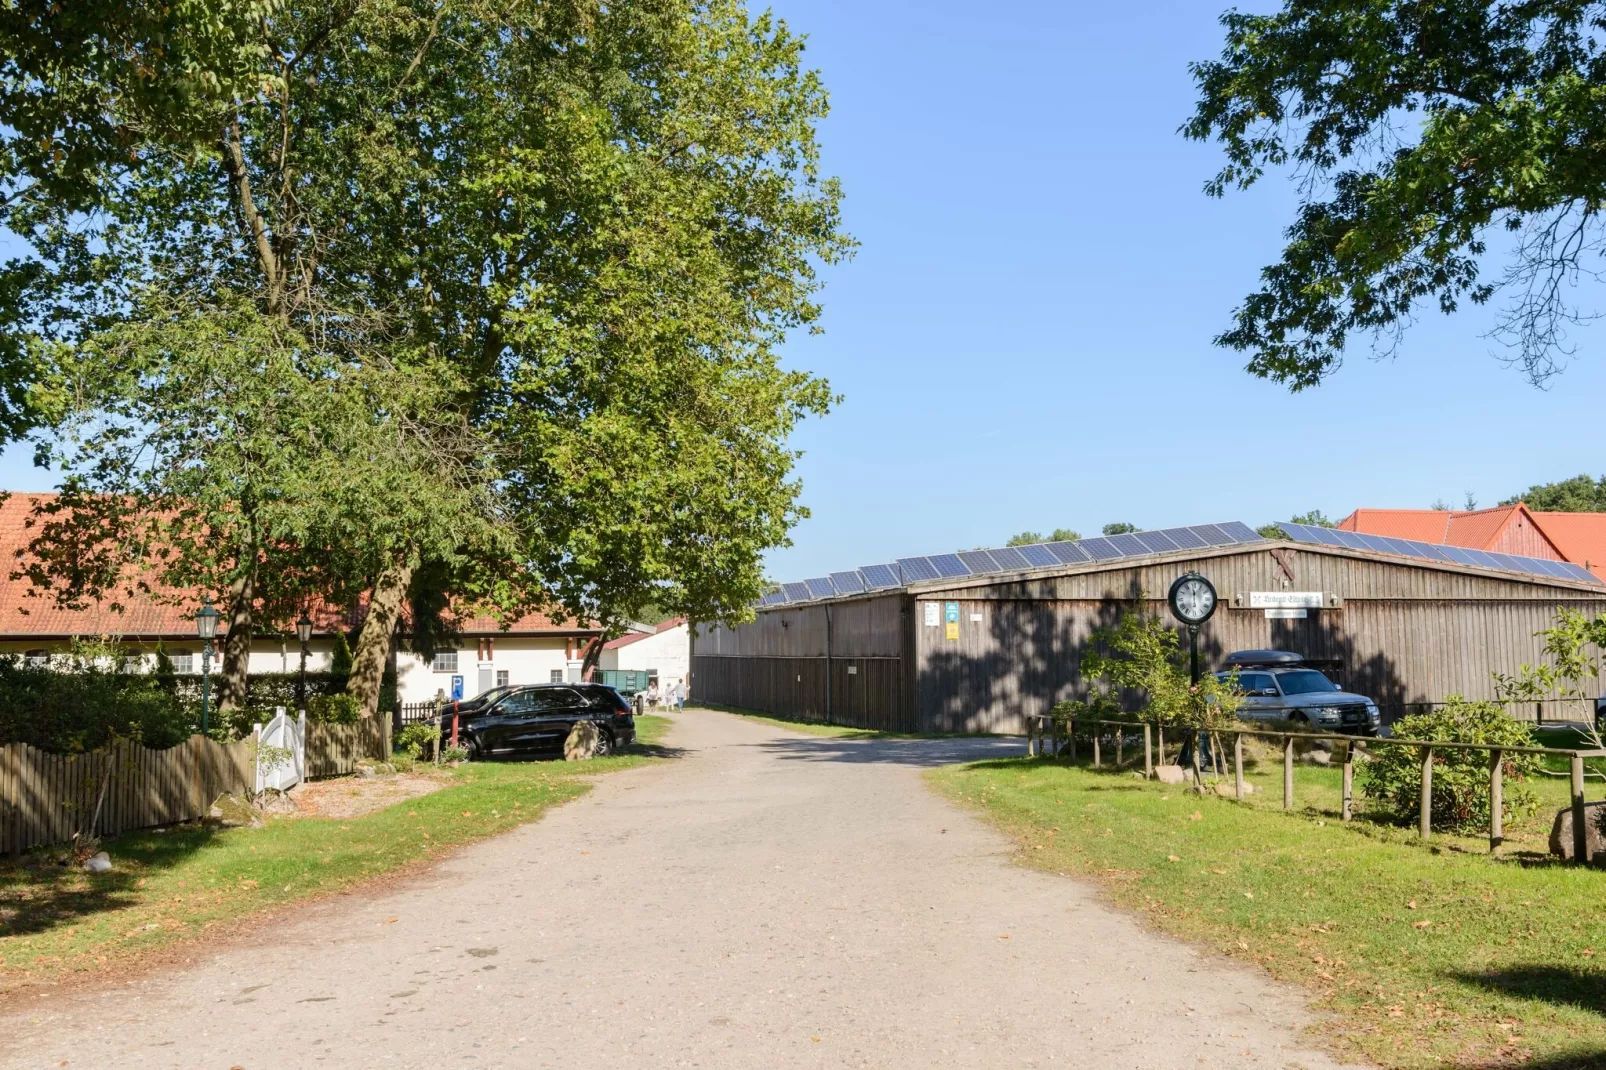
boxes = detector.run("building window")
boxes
[549,669,563,683]
[24,649,47,668]
[432,650,458,673]
[496,669,509,687]
[170,649,195,674]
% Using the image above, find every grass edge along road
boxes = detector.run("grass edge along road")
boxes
[927,755,1606,1070]
[0,715,672,993]
[699,702,1006,740]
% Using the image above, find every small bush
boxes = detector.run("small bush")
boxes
[306,693,362,725]
[1360,697,1541,831]
[441,745,470,763]
[395,723,436,759]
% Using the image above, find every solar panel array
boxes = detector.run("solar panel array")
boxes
[1275,522,1603,585]
[759,522,1267,606]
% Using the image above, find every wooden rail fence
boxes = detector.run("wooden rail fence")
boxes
[0,735,254,856]
[305,717,388,780]
[1026,714,1606,865]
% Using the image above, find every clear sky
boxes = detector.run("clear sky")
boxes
[0,0,1599,584]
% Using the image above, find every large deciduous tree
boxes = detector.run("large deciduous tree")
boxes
[1185,1,1606,389]
[8,0,849,720]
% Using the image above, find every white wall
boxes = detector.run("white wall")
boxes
[0,638,337,674]
[599,623,689,693]
[395,637,581,703]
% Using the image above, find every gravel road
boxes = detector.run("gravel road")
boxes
[0,708,1362,1069]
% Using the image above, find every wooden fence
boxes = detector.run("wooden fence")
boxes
[1026,714,1606,865]
[0,735,254,855]
[305,716,388,780]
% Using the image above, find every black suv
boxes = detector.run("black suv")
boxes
[439,683,636,758]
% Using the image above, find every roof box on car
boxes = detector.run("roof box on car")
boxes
[1221,649,1306,669]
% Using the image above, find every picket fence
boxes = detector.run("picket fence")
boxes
[0,715,392,854]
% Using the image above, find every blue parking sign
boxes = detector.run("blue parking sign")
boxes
[450,675,464,700]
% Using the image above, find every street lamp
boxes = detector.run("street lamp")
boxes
[196,597,221,735]
[296,612,313,715]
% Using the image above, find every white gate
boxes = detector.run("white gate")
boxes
[254,708,307,793]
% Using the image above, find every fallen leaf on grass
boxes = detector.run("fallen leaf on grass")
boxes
[1243,891,1254,899]
[1210,868,1227,875]
[1189,811,1202,821]
[383,917,398,924]
[1167,855,1180,863]
[1413,920,1433,930]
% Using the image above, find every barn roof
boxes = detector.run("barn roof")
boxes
[757,519,1603,610]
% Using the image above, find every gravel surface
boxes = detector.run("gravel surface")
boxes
[289,771,449,819]
[0,708,1364,1069]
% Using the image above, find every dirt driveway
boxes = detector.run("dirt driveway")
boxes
[0,709,1361,1069]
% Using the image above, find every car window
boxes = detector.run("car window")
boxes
[1235,672,1272,693]
[495,690,539,714]
[1275,670,1338,695]
[530,688,584,712]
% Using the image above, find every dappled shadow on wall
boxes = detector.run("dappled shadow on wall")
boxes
[752,735,1024,769]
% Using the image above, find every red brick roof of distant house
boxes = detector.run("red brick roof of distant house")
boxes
[1338,502,1606,580]
[0,492,598,639]
[603,617,688,650]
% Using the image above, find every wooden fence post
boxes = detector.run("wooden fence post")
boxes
[1571,753,1588,866]
[1115,726,1124,769]
[1341,744,1354,822]
[1488,749,1503,853]
[1282,736,1294,811]
[1067,717,1076,762]
[1419,746,1434,840]
[1233,733,1244,801]
[1156,725,1165,767]
[1092,726,1101,769]
[1143,724,1153,780]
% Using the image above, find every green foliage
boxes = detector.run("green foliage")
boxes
[1503,474,1606,512]
[441,745,470,764]
[0,647,190,753]
[1360,698,1541,831]
[306,694,362,726]
[1006,528,1081,546]
[1078,602,1243,731]
[396,723,438,760]
[1258,510,1336,539]
[1185,2,1606,388]
[1101,522,1140,536]
[329,633,354,677]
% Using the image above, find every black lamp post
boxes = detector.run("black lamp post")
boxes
[196,597,221,735]
[296,612,313,715]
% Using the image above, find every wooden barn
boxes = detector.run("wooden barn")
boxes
[690,522,1606,734]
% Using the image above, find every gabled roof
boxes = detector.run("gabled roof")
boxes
[1530,512,1606,581]
[603,617,687,650]
[0,493,598,639]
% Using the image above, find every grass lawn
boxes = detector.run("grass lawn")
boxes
[928,748,1606,1070]
[0,714,672,993]
[697,702,1006,740]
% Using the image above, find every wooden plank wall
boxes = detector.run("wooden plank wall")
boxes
[0,735,254,854]
[305,717,387,780]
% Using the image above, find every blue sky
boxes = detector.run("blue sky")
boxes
[0,0,1599,584]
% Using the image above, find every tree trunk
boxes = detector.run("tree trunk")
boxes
[579,634,607,681]
[349,561,413,718]
[216,559,256,712]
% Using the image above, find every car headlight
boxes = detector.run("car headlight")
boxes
[1316,706,1343,722]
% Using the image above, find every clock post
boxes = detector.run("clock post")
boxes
[1167,572,1219,775]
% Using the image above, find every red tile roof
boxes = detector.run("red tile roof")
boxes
[1529,512,1606,581]
[1337,508,1456,543]
[603,617,687,650]
[0,493,598,638]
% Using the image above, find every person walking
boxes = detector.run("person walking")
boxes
[674,680,687,711]
[645,681,659,710]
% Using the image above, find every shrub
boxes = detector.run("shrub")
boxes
[306,693,362,725]
[1359,698,1541,831]
[441,745,469,763]
[395,723,436,759]
[0,648,192,753]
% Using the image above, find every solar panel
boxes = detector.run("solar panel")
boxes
[859,563,900,589]
[782,581,812,602]
[1042,540,1089,564]
[1529,558,1575,579]
[830,570,867,595]
[928,553,970,579]
[803,577,836,599]
[760,591,787,606]
[1376,536,1418,557]
[1327,529,1371,551]
[1077,537,1123,560]
[989,545,1033,571]
[1164,527,1210,550]
[1133,530,1179,554]
[957,550,1001,574]
[896,556,940,583]
[1561,562,1602,583]
[1275,522,1604,585]
[1191,524,1234,546]
[1216,521,1266,543]
[1017,543,1060,568]
[1105,532,1148,557]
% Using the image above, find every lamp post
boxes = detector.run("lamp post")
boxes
[196,597,221,736]
[296,612,313,716]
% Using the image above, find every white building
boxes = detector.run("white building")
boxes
[598,617,689,695]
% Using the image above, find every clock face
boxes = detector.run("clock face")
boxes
[1169,574,1217,624]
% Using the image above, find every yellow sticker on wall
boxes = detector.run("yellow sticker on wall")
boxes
[944,601,959,640]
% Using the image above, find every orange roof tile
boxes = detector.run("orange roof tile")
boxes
[0,493,598,638]
[1337,509,1454,543]
[602,617,687,650]
[1530,513,1606,581]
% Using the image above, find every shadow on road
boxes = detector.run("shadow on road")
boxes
[755,734,1025,769]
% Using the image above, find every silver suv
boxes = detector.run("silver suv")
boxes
[1214,651,1381,736]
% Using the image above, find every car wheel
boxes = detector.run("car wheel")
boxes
[1289,712,1309,725]
[593,727,613,757]
[464,735,482,760]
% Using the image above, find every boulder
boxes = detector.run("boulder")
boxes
[1304,749,1332,766]
[208,792,264,829]
[1213,780,1256,797]
[256,790,298,815]
[564,721,600,761]
[1548,801,1606,864]
[81,851,112,874]
[1153,765,1187,785]
[353,760,397,778]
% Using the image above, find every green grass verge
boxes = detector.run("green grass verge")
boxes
[0,714,672,991]
[696,702,1008,740]
[928,753,1606,1070]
